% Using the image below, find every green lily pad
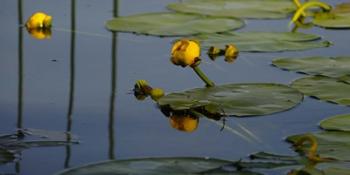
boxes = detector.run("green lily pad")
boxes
[106,12,244,36]
[273,56,350,82]
[55,157,241,175]
[324,167,350,175]
[287,131,350,161]
[291,76,350,106]
[167,0,296,19]
[313,3,350,29]
[320,113,350,132]
[0,147,15,165]
[158,83,303,117]
[195,32,330,52]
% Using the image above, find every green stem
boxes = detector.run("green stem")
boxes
[192,66,215,87]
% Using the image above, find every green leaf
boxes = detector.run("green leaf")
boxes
[287,131,350,161]
[158,83,303,117]
[195,32,330,52]
[55,157,235,175]
[320,113,350,132]
[313,3,350,29]
[291,76,350,106]
[0,147,15,165]
[324,167,350,175]
[106,12,244,36]
[167,0,296,19]
[273,56,350,83]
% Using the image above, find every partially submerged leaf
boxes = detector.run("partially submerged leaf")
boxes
[196,32,330,52]
[167,0,296,19]
[287,131,350,161]
[313,3,350,29]
[291,76,350,106]
[273,56,350,83]
[106,12,244,36]
[158,83,303,117]
[0,147,15,165]
[320,113,350,132]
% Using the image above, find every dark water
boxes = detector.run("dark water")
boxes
[0,0,350,174]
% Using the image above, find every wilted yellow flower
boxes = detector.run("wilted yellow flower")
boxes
[224,44,239,63]
[169,115,199,132]
[171,39,200,67]
[26,28,51,40]
[25,12,52,29]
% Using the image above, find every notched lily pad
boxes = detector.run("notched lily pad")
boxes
[106,12,244,36]
[158,83,303,117]
[167,0,296,19]
[195,32,330,52]
[313,2,350,29]
[273,56,350,83]
[291,75,350,106]
[320,113,350,132]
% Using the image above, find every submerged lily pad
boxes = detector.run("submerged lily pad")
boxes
[106,12,244,36]
[287,131,350,161]
[291,76,350,106]
[320,113,350,132]
[158,83,303,117]
[313,3,350,29]
[196,32,330,52]
[273,56,350,82]
[0,148,15,165]
[167,0,296,19]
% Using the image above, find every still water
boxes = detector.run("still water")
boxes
[0,0,350,174]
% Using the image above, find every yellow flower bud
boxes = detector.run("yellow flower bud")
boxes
[169,115,199,133]
[171,39,200,67]
[25,12,52,29]
[26,28,51,40]
[224,44,239,63]
[150,88,165,101]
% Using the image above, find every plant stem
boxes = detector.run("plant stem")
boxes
[192,66,215,87]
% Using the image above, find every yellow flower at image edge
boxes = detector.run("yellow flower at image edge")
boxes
[169,115,199,132]
[171,39,200,67]
[25,12,52,29]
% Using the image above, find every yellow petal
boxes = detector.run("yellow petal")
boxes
[171,39,200,67]
[26,12,52,29]
[169,115,199,132]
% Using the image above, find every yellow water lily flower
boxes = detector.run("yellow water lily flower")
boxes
[150,88,164,101]
[26,28,51,40]
[25,12,52,29]
[169,115,199,132]
[171,39,200,67]
[224,44,239,63]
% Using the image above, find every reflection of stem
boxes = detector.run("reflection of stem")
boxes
[108,0,118,160]
[65,0,76,169]
[192,66,215,87]
[16,0,23,173]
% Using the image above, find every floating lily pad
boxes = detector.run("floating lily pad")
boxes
[0,147,15,165]
[324,167,350,175]
[287,131,350,161]
[320,113,350,132]
[195,32,330,52]
[291,76,350,105]
[313,3,350,29]
[106,12,244,36]
[158,83,303,117]
[273,56,350,82]
[167,0,296,19]
[54,156,302,175]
